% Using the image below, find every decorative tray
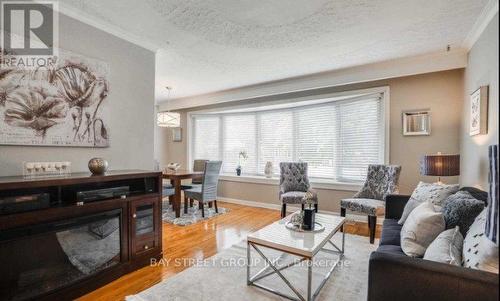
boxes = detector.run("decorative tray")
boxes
[285,221,325,233]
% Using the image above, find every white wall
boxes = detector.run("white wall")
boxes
[0,13,156,176]
[460,13,499,190]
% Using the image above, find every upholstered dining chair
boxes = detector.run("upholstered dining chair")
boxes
[191,159,209,184]
[162,183,175,206]
[340,164,402,244]
[180,159,209,190]
[279,162,318,218]
[181,159,209,208]
[183,161,223,218]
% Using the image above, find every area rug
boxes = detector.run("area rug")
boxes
[161,202,230,226]
[126,233,378,301]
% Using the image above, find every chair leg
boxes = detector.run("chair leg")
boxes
[214,200,218,213]
[201,202,205,218]
[208,202,213,208]
[281,204,287,218]
[190,199,194,207]
[184,195,188,214]
[301,204,305,210]
[314,203,318,213]
[368,215,377,244]
[340,208,346,232]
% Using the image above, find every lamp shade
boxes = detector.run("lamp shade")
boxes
[420,154,460,176]
[157,111,180,127]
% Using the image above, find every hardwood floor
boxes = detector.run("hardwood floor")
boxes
[78,202,380,301]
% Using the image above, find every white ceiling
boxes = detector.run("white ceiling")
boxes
[61,0,489,102]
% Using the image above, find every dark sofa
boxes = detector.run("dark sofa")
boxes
[368,187,499,301]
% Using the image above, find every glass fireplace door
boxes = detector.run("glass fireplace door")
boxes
[130,197,159,257]
[0,209,123,301]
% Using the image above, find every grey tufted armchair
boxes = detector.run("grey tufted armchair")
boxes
[279,162,318,218]
[340,164,402,244]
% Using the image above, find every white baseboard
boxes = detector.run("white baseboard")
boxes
[217,196,383,224]
[217,197,283,211]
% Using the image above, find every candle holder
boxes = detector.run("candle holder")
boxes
[23,161,71,178]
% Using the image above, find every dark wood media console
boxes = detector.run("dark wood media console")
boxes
[0,170,163,301]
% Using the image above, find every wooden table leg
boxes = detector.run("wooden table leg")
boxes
[171,179,182,218]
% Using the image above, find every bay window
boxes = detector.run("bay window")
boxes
[190,90,387,183]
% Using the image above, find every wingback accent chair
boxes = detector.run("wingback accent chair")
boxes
[184,161,223,218]
[279,162,318,218]
[340,164,402,244]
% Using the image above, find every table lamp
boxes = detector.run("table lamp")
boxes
[420,152,460,184]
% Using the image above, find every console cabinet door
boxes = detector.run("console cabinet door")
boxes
[130,197,160,257]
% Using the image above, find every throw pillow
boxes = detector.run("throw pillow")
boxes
[398,182,459,225]
[463,208,499,273]
[424,226,463,266]
[442,191,485,236]
[401,201,446,257]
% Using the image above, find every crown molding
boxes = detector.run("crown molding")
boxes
[462,0,499,50]
[55,3,163,53]
[159,49,468,110]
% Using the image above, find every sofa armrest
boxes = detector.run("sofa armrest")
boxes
[384,194,410,219]
[368,251,499,301]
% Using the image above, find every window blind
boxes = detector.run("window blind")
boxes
[192,116,220,160]
[257,111,294,174]
[337,97,383,181]
[191,92,385,182]
[222,114,257,174]
[296,104,337,179]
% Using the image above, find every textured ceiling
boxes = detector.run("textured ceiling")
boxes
[62,0,488,101]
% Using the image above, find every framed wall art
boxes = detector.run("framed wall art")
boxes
[0,48,110,147]
[172,127,182,142]
[470,86,488,136]
[402,109,431,136]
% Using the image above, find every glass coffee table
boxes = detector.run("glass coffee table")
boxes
[246,212,346,301]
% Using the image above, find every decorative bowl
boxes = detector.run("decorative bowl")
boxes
[88,158,108,175]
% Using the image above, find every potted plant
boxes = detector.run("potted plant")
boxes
[236,151,248,176]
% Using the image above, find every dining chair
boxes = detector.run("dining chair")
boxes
[279,162,318,218]
[183,161,223,218]
[180,159,209,190]
[192,159,209,184]
[162,183,175,206]
[181,159,209,208]
[340,164,402,244]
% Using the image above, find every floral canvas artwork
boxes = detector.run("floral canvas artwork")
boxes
[0,48,110,147]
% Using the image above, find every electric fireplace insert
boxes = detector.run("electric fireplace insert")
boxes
[0,209,122,300]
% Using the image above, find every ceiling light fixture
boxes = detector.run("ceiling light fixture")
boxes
[157,86,180,127]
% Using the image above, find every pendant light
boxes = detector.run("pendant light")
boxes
[157,86,180,127]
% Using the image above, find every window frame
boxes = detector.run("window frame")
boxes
[186,86,390,187]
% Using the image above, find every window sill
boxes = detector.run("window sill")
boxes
[218,174,362,192]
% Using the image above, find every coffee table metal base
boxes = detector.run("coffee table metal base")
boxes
[246,231,345,301]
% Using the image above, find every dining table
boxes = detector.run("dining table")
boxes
[162,169,203,218]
